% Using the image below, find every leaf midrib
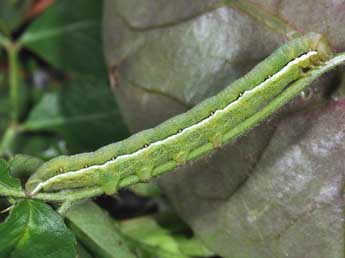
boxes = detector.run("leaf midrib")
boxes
[21,20,98,44]
[22,111,119,131]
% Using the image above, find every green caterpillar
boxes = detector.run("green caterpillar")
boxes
[26,33,331,195]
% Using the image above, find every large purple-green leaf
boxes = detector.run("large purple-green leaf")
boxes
[163,100,345,258]
[103,1,345,257]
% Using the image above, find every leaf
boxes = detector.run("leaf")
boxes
[10,132,65,160]
[22,76,129,153]
[0,159,21,191]
[21,91,60,129]
[162,100,345,258]
[0,199,77,258]
[120,214,213,258]
[65,201,136,258]
[77,243,94,258]
[0,0,33,35]
[20,0,106,76]
[103,1,345,258]
[9,154,44,178]
[103,0,279,106]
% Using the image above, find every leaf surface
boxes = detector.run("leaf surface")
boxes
[21,0,106,76]
[0,159,21,191]
[0,200,77,258]
[66,201,136,258]
[103,1,345,257]
[0,0,33,35]
[23,77,129,153]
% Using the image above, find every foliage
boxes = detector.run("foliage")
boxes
[1,1,345,258]
[104,0,345,258]
[0,1,210,257]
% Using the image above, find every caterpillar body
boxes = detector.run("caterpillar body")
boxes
[26,33,331,195]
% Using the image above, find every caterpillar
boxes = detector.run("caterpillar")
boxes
[26,33,331,195]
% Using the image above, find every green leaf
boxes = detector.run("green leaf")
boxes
[0,88,11,138]
[0,199,77,258]
[10,133,65,160]
[120,215,213,258]
[20,0,106,76]
[66,201,136,258]
[77,243,95,258]
[21,91,60,130]
[0,159,21,191]
[9,154,44,178]
[22,77,129,153]
[0,0,33,35]
[104,1,345,257]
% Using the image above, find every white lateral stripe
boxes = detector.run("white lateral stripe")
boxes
[31,51,318,194]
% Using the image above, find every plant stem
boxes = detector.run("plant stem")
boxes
[7,44,21,124]
[57,201,74,215]
[0,33,10,48]
[0,127,16,156]
[0,40,22,156]
[0,187,26,198]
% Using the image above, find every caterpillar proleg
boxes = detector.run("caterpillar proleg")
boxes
[26,33,331,195]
